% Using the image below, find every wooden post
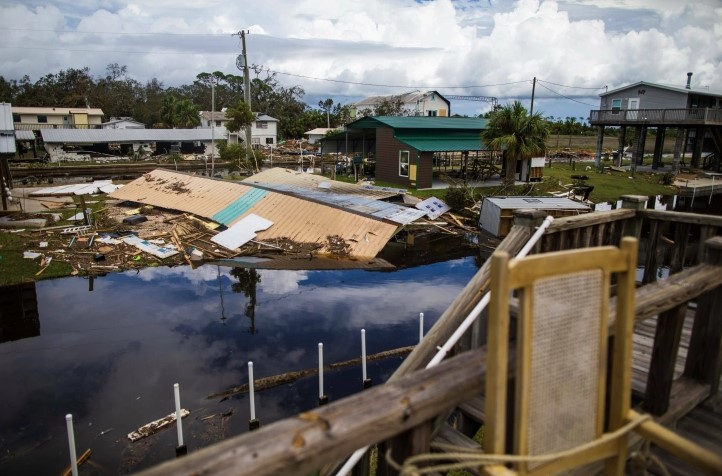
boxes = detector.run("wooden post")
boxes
[512,209,548,255]
[684,237,722,397]
[378,420,434,476]
[642,219,660,284]
[620,195,647,239]
[643,221,692,415]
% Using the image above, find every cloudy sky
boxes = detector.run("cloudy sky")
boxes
[1,0,720,120]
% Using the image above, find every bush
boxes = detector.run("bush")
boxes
[444,186,469,211]
[661,171,675,186]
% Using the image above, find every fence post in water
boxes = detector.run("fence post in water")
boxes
[319,343,328,405]
[65,414,78,476]
[362,329,372,389]
[248,362,260,430]
[173,383,187,456]
[419,312,424,342]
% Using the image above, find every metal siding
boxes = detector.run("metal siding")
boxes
[109,169,399,258]
[0,103,14,131]
[376,128,410,187]
[242,167,400,200]
[41,128,226,144]
[212,189,268,225]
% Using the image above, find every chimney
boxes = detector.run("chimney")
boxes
[686,72,693,89]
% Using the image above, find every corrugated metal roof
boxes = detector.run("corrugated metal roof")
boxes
[12,106,104,116]
[348,116,488,131]
[242,169,424,225]
[484,196,591,210]
[242,168,402,200]
[41,128,227,144]
[0,103,16,154]
[15,130,36,140]
[109,169,399,258]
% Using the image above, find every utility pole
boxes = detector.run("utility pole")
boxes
[211,81,215,176]
[530,77,536,115]
[241,31,252,158]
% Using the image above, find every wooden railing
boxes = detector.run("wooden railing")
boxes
[137,199,722,476]
[589,108,722,126]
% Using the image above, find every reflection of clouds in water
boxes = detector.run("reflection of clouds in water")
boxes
[258,270,309,294]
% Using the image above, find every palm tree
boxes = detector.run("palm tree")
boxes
[160,96,177,128]
[482,101,549,187]
[174,99,200,128]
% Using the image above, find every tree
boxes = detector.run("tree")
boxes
[318,98,333,128]
[174,99,200,128]
[482,101,549,187]
[160,96,177,128]
[225,99,255,134]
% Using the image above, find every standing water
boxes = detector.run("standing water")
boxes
[0,252,480,474]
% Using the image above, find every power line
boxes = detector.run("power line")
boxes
[257,66,530,90]
[535,82,599,107]
[537,79,605,90]
[0,26,229,37]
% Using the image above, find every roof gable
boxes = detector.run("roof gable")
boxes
[601,81,722,98]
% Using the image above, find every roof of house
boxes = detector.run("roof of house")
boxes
[0,103,16,154]
[348,116,488,130]
[354,90,450,107]
[109,169,399,258]
[200,111,228,121]
[484,196,590,210]
[255,114,278,122]
[394,133,486,152]
[103,118,145,126]
[11,106,105,116]
[304,128,336,136]
[601,81,722,98]
[41,128,229,143]
[14,130,35,141]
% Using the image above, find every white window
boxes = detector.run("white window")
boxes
[611,99,621,114]
[256,121,268,129]
[265,138,274,144]
[399,150,409,177]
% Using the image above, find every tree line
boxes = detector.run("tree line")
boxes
[0,63,353,140]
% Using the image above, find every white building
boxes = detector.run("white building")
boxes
[199,110,279,147]
[351,91,450,119]
[304,128,336,144]
[101,117,146,129]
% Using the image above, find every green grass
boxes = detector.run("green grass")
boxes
[0,231,73,285]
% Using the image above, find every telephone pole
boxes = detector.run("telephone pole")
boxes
[530,77,536,115]
[233,30,253,158]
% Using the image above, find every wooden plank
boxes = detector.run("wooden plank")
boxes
[639,209,722,228]
[545,209,635,234]
[136,349,487,476]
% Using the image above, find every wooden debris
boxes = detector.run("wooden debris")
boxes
[127,409,189,442]
[61,448,92,476]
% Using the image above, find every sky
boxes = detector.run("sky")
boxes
[1,0,720,122]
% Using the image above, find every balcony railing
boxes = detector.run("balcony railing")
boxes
[13,123,103,131]
[590,107,722,126]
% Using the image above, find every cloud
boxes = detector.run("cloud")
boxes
[0,0,718,119]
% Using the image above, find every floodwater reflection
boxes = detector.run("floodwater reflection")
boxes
[0,255,479,474]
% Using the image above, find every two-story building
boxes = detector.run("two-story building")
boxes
[351,91,451,119]
[589,74,722,171]
[198,110,278,148]
[11,107,104,130]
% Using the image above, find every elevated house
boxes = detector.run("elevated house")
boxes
[589,74,722,170]
[351,90,450,119]
[198,110,279,148]
[11,106,104,130]
[320,116,499,189]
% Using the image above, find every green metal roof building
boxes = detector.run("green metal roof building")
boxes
[320,116,491,189]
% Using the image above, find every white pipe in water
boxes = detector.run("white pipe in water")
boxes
[173,383,184,447]
[318,343,324,398]
[361,329,367,382]
[65,414,78,476]
[248,362,256,421]
[419,312,424,342]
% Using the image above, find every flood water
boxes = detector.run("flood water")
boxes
[0,251,480,474]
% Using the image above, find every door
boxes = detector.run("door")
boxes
[627,99,639,120]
